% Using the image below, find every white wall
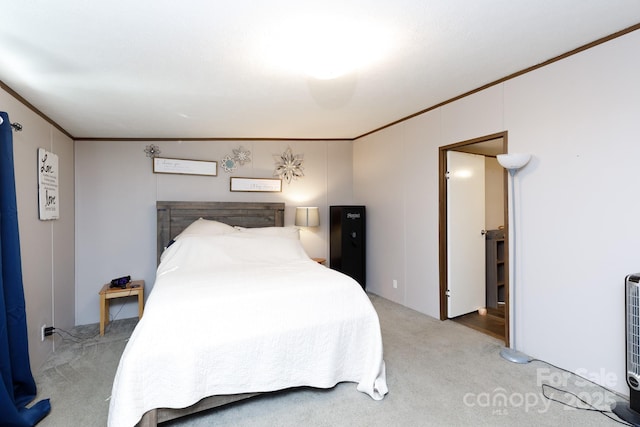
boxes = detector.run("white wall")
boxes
[354,29,640,395]
[504,29,640,393]
[74,139,353,325]
[1,89,75,372]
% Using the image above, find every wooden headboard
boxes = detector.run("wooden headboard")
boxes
[156,201,285,264]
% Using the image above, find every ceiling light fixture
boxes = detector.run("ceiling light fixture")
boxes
[264,17,392,80]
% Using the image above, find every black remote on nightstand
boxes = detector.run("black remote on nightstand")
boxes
[110,275,131,288]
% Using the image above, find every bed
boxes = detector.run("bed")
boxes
[108,201,388,427]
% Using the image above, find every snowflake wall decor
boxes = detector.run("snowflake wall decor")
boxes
[274,147,304,184]
[233,146,251,165]
[221,154,238,173]
[144,144,161,158]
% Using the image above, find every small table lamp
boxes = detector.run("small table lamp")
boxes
[295,207,320,227]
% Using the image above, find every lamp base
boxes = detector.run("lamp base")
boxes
[612,400,640,426]
[500,347,532,364]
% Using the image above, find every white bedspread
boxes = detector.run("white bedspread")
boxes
[108,233,388,427]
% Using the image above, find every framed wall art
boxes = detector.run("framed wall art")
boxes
[230,177,282,192]
[38,148,59,220]
[153,157,217,176]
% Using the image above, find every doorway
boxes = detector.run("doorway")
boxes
[438,132,509,344]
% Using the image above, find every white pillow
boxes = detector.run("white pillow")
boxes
[159,233,310,273]
[234,226,300,240]
[175,218,237,239]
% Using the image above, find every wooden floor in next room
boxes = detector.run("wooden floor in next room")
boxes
[453,305,505,341]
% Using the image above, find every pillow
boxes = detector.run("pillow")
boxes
[158,234,235,273]
[174,218,237,240]
[159,233,309,273]
[234,226,300,240]
[215,233,309,264]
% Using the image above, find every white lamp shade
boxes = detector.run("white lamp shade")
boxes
[295,207,320,227]
[496,153,531,170]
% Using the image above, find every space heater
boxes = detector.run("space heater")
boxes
[612,273,640,426]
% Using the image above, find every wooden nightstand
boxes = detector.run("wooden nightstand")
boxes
[312,257,326,265]
[99,280,144,336]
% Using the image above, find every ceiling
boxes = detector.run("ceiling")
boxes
[1,1,639,140]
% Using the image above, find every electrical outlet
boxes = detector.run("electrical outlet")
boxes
[41,324,46,342]
[393,279,398,289]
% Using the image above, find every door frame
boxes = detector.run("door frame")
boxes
[438,131,510,345]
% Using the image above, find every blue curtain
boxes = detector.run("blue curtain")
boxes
[0,112,50,426]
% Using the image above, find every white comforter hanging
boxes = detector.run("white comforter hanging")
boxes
[108,233,388,427]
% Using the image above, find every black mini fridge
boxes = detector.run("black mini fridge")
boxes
[330,206,366,289]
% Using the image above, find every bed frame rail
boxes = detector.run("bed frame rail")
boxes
[137,393,258,427]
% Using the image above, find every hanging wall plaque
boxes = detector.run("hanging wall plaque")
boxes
[153,157,217,176]
[38,148,59,220]
[230,177,282,192]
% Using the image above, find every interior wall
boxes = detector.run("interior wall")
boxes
[354,29,640,395]
[1,90,75,372]
[502,29,640,394]
[74,139,353,325]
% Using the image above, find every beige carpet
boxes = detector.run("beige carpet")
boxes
[33,295,627,426]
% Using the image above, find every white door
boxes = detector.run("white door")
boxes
[447,151,486,318]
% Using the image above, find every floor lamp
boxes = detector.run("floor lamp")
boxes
[497,153,532,364]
